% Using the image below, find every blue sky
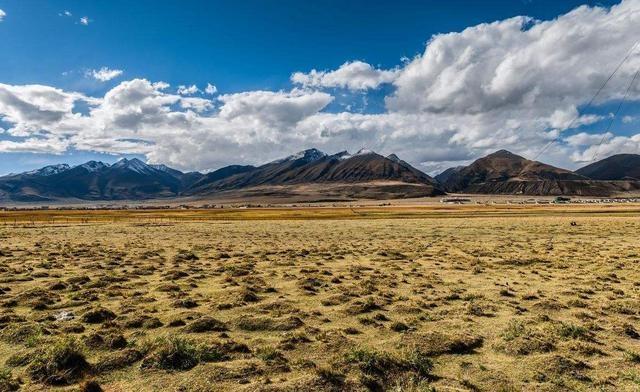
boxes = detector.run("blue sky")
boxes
[0,0,638,175]
[1,0,618,90]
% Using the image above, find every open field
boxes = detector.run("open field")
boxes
[2,203,640,223]
[0,206,639,391]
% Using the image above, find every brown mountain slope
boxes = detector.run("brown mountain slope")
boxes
[464,179,640,196]
[441,150,586,192]
[185,149,443,197]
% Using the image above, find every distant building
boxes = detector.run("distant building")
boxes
[554,196,571,203]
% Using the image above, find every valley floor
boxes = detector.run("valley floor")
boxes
[0,206,639,391]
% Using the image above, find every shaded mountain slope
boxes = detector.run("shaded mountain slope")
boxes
[0,158,185,201]
[441,150,586,192]
[185,149,442,196]
[464,179,640,196]
[436,150,640,196]
[435,166,464,184]
[576,154,640,180]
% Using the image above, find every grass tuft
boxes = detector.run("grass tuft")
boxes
[27,337,89,385]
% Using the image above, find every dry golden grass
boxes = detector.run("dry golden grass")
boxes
[0,206,639,391]
[2,203,640,223]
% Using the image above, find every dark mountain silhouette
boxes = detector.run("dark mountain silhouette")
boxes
[434,166,464,184]
[576,154,640,180]
[188,165,255,190]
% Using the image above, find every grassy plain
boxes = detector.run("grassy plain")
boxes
[0,205,639,391]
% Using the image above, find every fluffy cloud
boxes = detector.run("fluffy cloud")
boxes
[0,79,335,169]
[388,6,640,115]
[1,0,640,173]
[0,83,93,135]
[0,138,69,154]
[79,16,90,25]
[88,67,124,82]
[177,84,200,95]
[292,61,398,91]
[205,83,218,95]
[0,9,6,22]
[218,90,332,127]
[570,133,640,162]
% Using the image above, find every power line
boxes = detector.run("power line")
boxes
[529,40,639,163]
[590,64,640,162]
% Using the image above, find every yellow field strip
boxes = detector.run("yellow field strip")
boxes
[1,204,640,223]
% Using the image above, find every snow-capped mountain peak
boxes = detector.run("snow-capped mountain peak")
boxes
[112,158,156,174]
[150,164,183,177]
[272,148,327,164]
[334,149,376,161]
[78,161,109,172]
[330,151,351,160]
[150,164,171,172]
[355,148,376,156]
[25,164,71,176]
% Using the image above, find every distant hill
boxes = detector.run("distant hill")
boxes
[440,150,586,192]
[576,154,640,180]
[436,150,640,196]
[434,166,464,184]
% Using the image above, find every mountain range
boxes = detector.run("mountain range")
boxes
[435,150,640,196]
[1,149,640,202]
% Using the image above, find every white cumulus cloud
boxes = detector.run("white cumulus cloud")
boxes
[0,137,69,154]
[0,9,6,22]
[570,133,640,162]
[177,85,200,95]
[292,61,398,91]
[88,67,123,82]
[388,2,640,115]
[205,83,218,95]
[218,90,333,127]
